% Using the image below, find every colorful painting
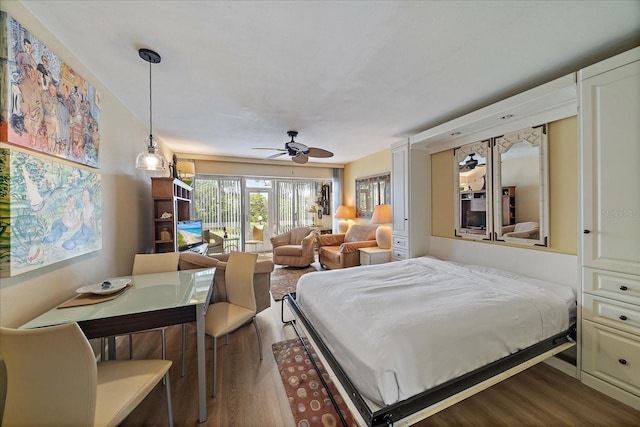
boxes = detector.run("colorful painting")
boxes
[0,146,102,277]
[0,12,101,168]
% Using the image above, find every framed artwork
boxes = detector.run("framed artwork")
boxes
[1,12,101,168]
[0,146,102,277]
[355,173,390,218]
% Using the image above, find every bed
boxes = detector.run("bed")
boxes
[283,256,577,426]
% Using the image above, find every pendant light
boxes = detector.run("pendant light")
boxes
[135,48,167,171]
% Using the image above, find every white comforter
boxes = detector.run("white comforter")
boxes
[296,256,575,407]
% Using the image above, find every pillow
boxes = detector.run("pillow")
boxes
[178,252,218,270]
[344,224,377,243]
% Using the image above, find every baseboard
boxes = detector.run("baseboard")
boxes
[582,373,640,411]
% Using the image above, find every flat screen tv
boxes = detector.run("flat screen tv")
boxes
[176,219,203,251]
[465,210,486,229]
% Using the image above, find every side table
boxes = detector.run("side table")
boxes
[359,247,391,265]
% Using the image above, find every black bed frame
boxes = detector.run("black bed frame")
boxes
[282,292,576,427]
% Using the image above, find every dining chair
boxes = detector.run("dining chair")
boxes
[205,251,262,397]
[245,224,265,254]
[102,252,180,363]
[0,323,173,426]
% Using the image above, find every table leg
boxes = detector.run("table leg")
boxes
[196,303,207,423]
[107,336,117,360]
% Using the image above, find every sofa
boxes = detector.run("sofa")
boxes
[317,224,378,269]
[270,227,319,267]
[178,251,274,313]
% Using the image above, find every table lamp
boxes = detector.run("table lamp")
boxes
[334,205,355,233]
[371,204,392,249]
[177,161,195,184]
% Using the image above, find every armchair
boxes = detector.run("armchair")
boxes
[317,224,378,269]
[502,221,540,240]
[203,229,224,254]
[270,227,318,267]
[178,251,274,313]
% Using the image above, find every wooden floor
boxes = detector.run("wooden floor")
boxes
[120,298,640,427]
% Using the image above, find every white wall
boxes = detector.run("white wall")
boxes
[0,2,160,327]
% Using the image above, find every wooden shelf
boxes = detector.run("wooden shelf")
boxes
[151,178,193,253]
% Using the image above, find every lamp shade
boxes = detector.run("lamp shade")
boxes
[370,204,392,224]
[334,205,355,219]
[176,161,195,178]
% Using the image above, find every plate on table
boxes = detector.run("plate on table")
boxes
[76,279,130,295]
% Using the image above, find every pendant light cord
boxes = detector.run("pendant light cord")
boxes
[149,59,153,141]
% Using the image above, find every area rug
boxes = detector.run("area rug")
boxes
[272,338,358,427]
[270,264,319,301]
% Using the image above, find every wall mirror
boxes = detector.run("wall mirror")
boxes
[356,173,390,218]
[493,125,549,246]
[454,140,492,240]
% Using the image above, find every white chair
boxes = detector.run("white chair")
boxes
[102,252,180,365]
[0,323,173,426]
[245,224,265,253]
[205,252,262,397]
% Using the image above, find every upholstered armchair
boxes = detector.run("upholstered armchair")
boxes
[317,224,378,269]
[178,251,274,313]
[270,227,318,267]
[203,229,224,254]
[502,221,540,240]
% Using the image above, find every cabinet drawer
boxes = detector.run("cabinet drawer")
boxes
[392,235,407,248]
[582,320,640,397]
[583,294,640,335]
[584,268,640,305]
[392,248,407,260]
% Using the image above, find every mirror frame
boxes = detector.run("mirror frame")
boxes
[355,173,391,218]
[454,140,493,241]
[493,125,549,246]
[453,124,550,247]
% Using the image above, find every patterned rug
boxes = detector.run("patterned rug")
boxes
[270,264,319,301]
[272,338,358,427]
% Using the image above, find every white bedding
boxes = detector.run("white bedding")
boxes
[296,256,575,407]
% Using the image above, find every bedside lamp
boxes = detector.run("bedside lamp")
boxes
[371,204,392,249]
[334,205,355,233]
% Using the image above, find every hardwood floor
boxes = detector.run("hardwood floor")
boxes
[120,298,640,426]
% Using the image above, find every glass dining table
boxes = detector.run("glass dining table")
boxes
[20,268,216,423]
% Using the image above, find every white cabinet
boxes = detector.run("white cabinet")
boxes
[579,47,640,410]
[390,140,430,260]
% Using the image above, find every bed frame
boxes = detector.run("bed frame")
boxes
[282,292,576,427]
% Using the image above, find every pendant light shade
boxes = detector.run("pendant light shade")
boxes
[136,48,167,171]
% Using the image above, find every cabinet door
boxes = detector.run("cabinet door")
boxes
[391,143,408,236]
[581,59,640,275]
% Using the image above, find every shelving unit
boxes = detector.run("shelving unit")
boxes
[151,177,193,253]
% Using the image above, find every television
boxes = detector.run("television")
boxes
[176,219,204,251]
[465,210,486,229]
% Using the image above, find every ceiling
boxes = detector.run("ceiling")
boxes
[20,0,640,165]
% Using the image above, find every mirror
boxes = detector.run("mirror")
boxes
[356,173,390,218]
[493,125,549,246]
[454,140,492,240]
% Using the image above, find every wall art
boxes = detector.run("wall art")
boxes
[0,146,102,277]
[0,12,101,168]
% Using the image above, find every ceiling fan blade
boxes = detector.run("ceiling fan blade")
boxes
[287,141,308,152]
[292,153,309,164]
[253,147,286,151]
[306,147,334,158]
[266,152,287,159]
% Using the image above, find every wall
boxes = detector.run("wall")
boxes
[343,148,390,225]
[430,116,578,255]
[0,3,159,327]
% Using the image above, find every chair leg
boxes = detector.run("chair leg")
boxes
[181,324,186,377]
[129,334,133,359]
[212,336,217,398]
[225,333,229,345]
[161,328,167,385]
[164,371,174,427]
[253,317,263,361]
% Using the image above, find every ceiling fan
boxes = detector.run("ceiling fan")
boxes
[254,131,333,164]
[459,153,479,172]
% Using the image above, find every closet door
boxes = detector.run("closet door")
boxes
[580,55,640,275]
